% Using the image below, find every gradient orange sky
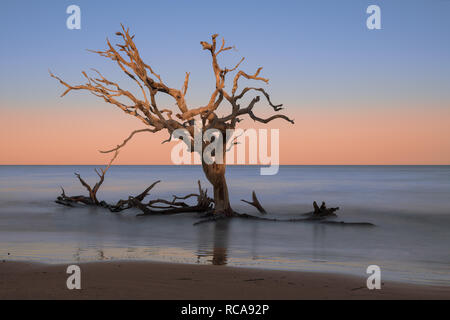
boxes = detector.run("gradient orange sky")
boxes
[1,100,449,165]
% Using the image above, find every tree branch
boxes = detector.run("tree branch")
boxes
[99,128,157,154]
[232,67,268,95]
[241,191,267,214]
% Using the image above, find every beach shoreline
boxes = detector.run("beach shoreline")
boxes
[1,260,449,300]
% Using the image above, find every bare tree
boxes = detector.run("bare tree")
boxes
[51,25,294,216]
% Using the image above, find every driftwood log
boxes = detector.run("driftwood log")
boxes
[57,175,214,217]
[55,150,373,227]
[57,179,370,226]
[313,201,339,216]
[57,181,373,226]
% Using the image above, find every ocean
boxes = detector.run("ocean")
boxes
[0,165,449,286]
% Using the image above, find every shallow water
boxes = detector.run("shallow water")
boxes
[0,165,449,286]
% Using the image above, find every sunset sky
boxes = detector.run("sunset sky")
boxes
[1,0,449,165]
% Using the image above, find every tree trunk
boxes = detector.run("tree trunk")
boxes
[202,162,233,216]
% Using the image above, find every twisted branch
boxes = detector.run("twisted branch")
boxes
[99,128,157,154]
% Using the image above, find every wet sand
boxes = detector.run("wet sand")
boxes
[0,261,448,300]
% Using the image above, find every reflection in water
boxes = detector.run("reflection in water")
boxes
[196,220,230,265]
[73,247,81,262]
[250,221,260,260]
[312,224,326,262]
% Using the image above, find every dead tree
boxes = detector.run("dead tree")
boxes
[50,25,294,217]
[51,26,374,227]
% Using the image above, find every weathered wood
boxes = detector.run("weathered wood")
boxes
[57,172,373,226]
[56,166,214,217]
[51,27,294,215]
[313,201,339,217]
[241,191,267,214]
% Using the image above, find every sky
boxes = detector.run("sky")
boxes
[0,0,449,165]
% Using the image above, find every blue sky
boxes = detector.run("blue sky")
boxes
[1,0,449,111]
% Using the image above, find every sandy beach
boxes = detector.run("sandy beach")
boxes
[0,260,448,300]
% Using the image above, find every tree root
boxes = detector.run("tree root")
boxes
[223,193,372,226]
[57,180,374,227]
[193,213,229,225]
[55,149,215,215]
[192,208,374,227]
[55,157,373,227]
[56,178,214,216]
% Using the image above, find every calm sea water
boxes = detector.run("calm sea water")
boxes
[0,165,449,286]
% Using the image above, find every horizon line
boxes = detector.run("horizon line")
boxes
[1,164,450,166]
